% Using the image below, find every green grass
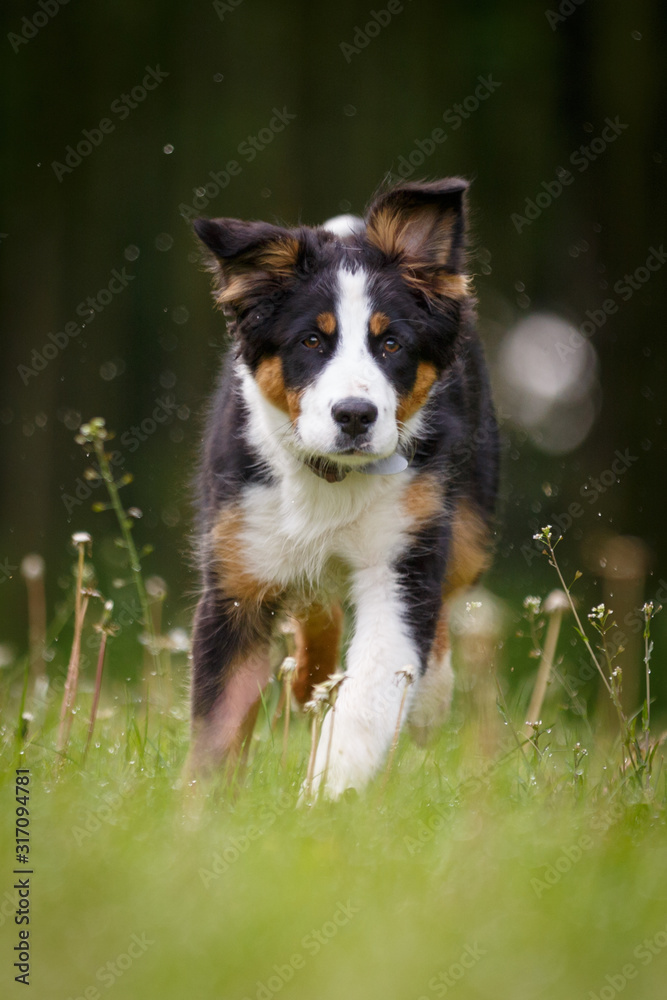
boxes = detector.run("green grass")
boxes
[3,435,666,998]
[2,665,666,1000]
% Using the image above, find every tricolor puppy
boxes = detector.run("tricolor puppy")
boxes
[190,178,498,798]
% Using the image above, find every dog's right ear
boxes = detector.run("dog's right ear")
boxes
[194,218,302,313]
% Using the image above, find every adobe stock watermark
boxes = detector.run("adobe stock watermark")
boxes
[448,402,510,466]
[521,447,640,566]
[402,741,523,857]
[178,107,296,220]
[511,116,628,234]
[545,0,587,31]
[340,1,409,63]
[71,774,148,846]
[530,833,594,898]
[556,244,667,359]
[8,0,70,54]
[587,920,667,1000]
[198,791,292,889]
[51,65,169,181]
[530,799,628,900]
[64,932,155,1000]
[387,75,502,183]
[213,0,245,20]
[416,943,486,1000]
[241,900,360,1000]
[17,262,135,385]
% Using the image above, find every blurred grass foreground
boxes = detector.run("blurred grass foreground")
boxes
[1,418,666,1000]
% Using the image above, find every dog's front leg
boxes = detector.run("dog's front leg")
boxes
[310,565,422,799]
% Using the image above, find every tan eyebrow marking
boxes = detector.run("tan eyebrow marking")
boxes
[369,311,391,336]
[316,311,336,335]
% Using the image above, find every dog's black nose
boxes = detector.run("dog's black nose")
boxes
[332,397,378,438]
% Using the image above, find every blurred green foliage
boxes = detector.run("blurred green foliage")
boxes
[1,0,666,675]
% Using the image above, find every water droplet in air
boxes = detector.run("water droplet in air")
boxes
[163,144,174,154]
[155,233,174,251]
[124,245,140,261]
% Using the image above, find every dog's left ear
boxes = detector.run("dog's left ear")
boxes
[365,178,469,300]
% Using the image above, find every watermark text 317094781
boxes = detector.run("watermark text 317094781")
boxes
[13,769,32,986]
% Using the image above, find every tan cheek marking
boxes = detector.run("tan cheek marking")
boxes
[443,501,492,597]
[211,505,282,605]
[316,311,336,335]
[255,356,302,423]
[369,311,391,337]
[402,472,443,530]
[396,362,438,423]
[255,356,289,414]
[285,389,302,423]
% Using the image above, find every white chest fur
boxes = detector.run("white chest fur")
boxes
[238,467,414,589]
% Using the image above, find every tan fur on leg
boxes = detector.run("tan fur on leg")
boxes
[291,603,343,704]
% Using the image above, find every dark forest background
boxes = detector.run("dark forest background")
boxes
[1,1,666,698]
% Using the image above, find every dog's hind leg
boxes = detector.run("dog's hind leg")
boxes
[291,601,344,705]
[186,588,274,779]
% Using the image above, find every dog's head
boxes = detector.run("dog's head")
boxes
[194,178,470,475]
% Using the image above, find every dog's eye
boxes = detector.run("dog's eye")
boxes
[302,334,321,349]
[383,337,401,354]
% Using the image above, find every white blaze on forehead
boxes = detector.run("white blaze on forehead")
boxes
[335,266,373,380]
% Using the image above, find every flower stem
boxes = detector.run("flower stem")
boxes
[92,437,158,666]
